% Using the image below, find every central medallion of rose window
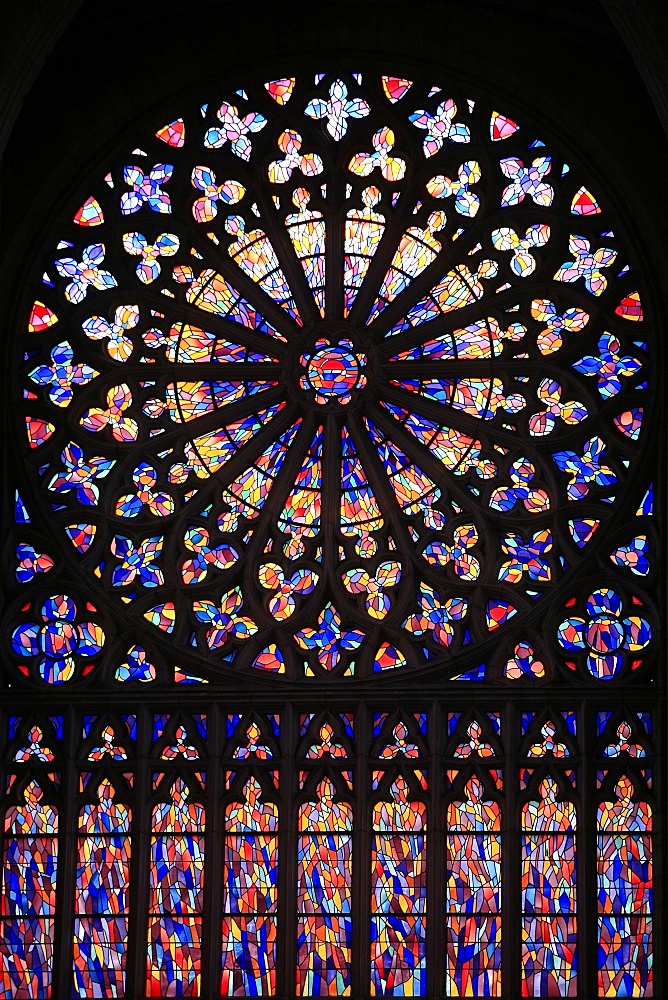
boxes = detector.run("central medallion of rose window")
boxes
[300,338,368,404]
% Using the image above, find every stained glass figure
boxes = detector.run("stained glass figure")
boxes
[285,188,326,315]
[446,776,501,996]
[1,781,57,999]
[344,186,385,315]
[147,778,204,996]
[73,779,131,997]
[371,777,426,996]
[597,776,653,996]
[521,776,577,997]
[222,777,278,996]
[297,779,353,996]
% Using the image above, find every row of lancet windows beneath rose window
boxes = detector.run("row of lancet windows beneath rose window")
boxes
[1,719,653,997]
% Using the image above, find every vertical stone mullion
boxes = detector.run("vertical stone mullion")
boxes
[277,702,297,999]
[351,701,370,998]
[52,702,78,1000]
[503,698,521,1000]
[579,699,597,1000]
[201,701,222,998]
[125,701,151,1000]
[427,700,443,999]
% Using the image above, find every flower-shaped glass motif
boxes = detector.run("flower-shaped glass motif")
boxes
[81,383,138,443]
[82,304,139,362]
[193,589,257,649]
[404,585,467,647]
[116,462,174,518]
[191,168,245,224]
[610,536,649,577]
[504,641,545,680]
[14,725,55,762]
[304,78,370,141]
[573,333,641,398]
[528,379,587,437]
[294,603,364,671]
[348,126,406,181]
[557,589,651,679]
[48,441,115,506]
[30,341,99,407]
[489,458,550,513]
[258,563,318,620]
[181,527,238,585]
[453,720,494,757]
[499,529,552,584]
[122,231,179,283]
[554,235,616,296]
[530,298,589,355]
[204,101,267,160]
[342,560,401,620]
[553,436,617,501]
[120,163,173,215]
[15,543,54,583]
[12,71,652,683]
[423,525,480,580]
[603,721,646,758]
[409,99,470,156]
[426,161,482,217]
[12,595,104,684]
[54,243,117,304]
[111,535,164,588]
[267,130,323,184]
[491,224,550,277]
[499,156,553,207]
[115,644,155,682]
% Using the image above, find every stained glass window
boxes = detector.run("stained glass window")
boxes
[74,779,131,996]
[147,777,204,995]
[371,775,426,995]
[521,775,577,996]
[222,774,278,996]
[297,778,353,995]
[446,773,502,996]
[1,779,58,998]
[597,772,653,996]
[1,67,660,997]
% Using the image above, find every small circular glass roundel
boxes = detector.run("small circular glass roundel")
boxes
[12,70,653,684]
[300,338,367,404]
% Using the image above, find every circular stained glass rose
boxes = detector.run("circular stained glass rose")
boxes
[12,72,653,683]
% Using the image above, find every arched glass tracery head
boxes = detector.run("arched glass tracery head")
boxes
[8,70,656,689]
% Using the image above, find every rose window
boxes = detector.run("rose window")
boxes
[9,71,654,686]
